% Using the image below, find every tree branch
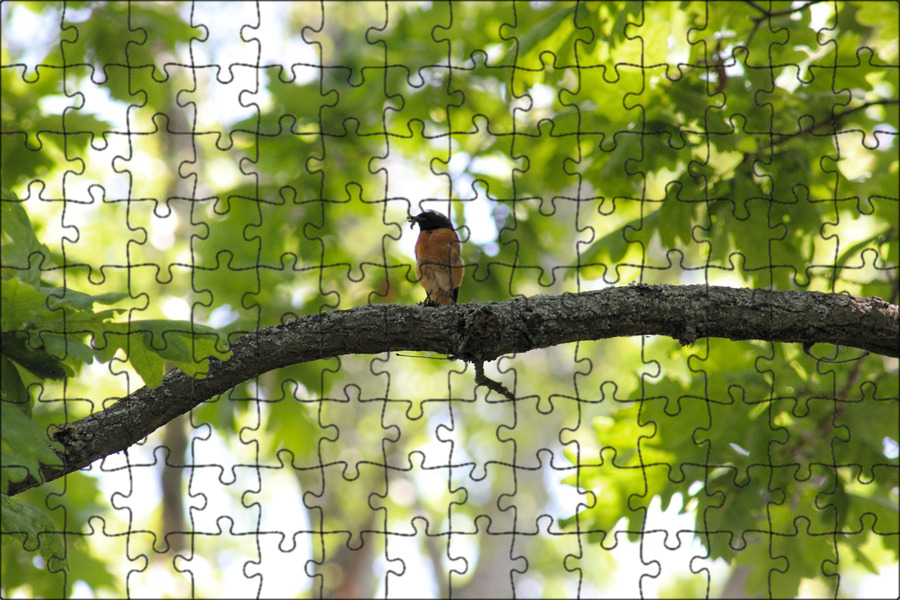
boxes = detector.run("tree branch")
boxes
[8,284,898,496]
[473,361,516,401]
[745,99,900,161]
[745,0,830,22]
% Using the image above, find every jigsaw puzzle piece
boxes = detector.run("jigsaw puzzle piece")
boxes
[170,515,263,598]
[429,2,516,71]
[832,376,899,485]
[364,5,470,137]
[460,350,594,589]
[85,418,212,595]
[442,512,522,597]
[185,2,261,132]
[298,3,388,89]
[300,459,394,597]
[87,441,194,596]
[238,446,323,598]
[313,358,397,479]
[368,450,466,598]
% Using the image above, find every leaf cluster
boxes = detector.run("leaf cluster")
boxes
[1,185,229,593]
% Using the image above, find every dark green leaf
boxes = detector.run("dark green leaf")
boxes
[0,494,68,570]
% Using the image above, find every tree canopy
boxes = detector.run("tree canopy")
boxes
[1,2,897,598]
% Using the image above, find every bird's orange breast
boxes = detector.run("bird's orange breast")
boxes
[415,228,461,269]
[415,227,464,305]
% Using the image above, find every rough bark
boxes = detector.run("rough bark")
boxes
[7,284,898,496]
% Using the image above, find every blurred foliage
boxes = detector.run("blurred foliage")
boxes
[1,1,897,598]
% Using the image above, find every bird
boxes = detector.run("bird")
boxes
[407,210,464,306]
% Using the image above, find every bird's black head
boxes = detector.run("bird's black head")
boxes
[408,210,453,231]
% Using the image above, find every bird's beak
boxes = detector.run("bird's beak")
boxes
[407,215,418,230]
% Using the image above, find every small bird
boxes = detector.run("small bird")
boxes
[408,210,464,306]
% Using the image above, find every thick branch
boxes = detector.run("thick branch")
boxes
[8,284,897,496]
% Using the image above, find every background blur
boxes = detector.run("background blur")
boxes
[1,1,897,597]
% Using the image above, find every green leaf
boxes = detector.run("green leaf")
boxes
[581,210,661,267]
[502,5,576,66]
[40,333,96,368]
[40,287,129,311]
[127,334,167,389]
[131,320,232,374]
[0,355,30,417]
[850,543,881,575]
[0,279,57,332]
[0,197,51,286]
[94,320,231,388]
[0,331,67,381]
[0,494,68,571]
[835,227,893,268]
[0,401,64,491]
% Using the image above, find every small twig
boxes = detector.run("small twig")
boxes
[743,0,768,15]
[795,341,867,461]
[395,353,451,360]
[746,0,830,23]
[794,100,899,138]
[802,343,870,364]
[473,361,516,401]
[746,99,900,161]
